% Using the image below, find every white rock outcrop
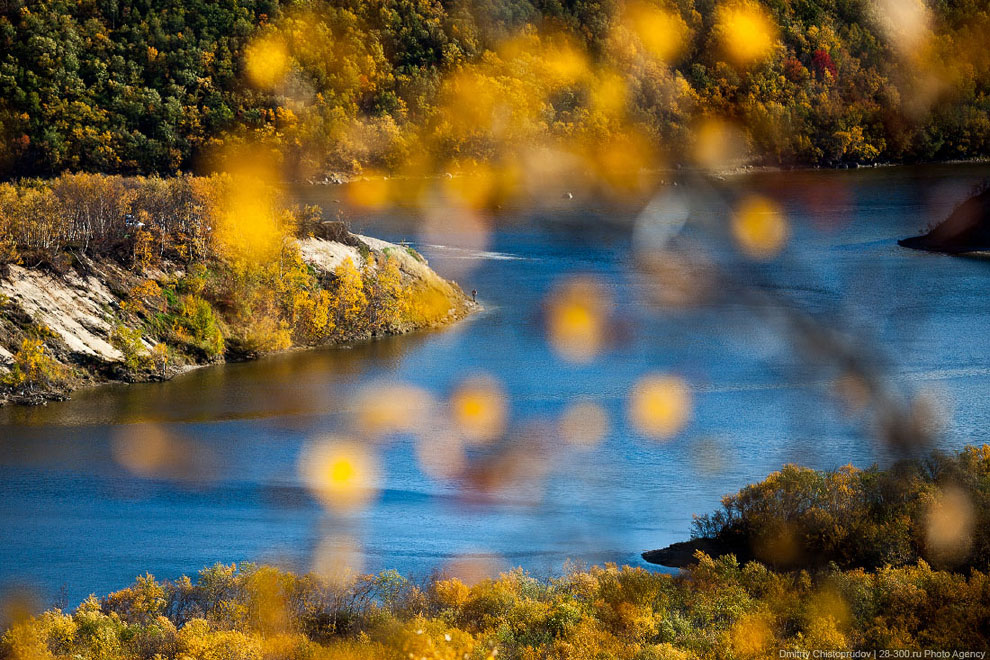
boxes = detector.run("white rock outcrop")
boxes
[0,265,123,362]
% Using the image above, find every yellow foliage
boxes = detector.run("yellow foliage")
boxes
[332,257,368,331]
[292,289,336,343]
[238,314,292,354]
[715,2,778,66]
[0,175,469,402]
[405,282,456,327]
[210,168,289,269]
[101,574,166,623]
[112,324,152,371]
[433,578,471,609]
[1,338,68,390]
[363,253,407,332]
[730,612,773,658]
[127,279,163,314]
[621,2,691,64]
[177,618,262,660]
[10,548,990,660]
[244,34,290,90]
[397,617,476,660]
[151,343,170,376]
[132,226,155,271]
[802,611,849,651]
[0,619,56,660]
[174,294,225,358]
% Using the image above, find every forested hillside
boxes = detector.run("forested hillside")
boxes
[1,0,989,179]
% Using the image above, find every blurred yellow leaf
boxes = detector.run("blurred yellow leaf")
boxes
[731,195,788,260]
[629,374,692,439]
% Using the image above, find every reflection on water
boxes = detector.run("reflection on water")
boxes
[3,165,990,605]
[0,331,430,428]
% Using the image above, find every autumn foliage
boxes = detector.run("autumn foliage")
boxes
[5,548,990,658]
[0,174,462,399]
[2,0,990,178]
[5,448,990,657]
[692,445,990,572]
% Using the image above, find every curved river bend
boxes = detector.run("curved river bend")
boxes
[2,165,990,604]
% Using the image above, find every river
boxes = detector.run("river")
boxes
[2,164,989,605]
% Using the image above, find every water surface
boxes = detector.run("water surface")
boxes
[3,164,990,604]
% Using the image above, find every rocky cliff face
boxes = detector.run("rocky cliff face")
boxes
[0,233,474,406]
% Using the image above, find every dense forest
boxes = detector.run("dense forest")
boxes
[6,446,990,659]
[1,0,989,181]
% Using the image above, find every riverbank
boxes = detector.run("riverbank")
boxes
[899,184,990,254]
[7,450,990,655]
[6,558,990,658]
[644,445,990,574]
[0,174,476,407]
[7,504,990,657]
[0,233,475,407]
[641,538,743,569]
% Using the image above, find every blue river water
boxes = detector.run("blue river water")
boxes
[2,164,990,605]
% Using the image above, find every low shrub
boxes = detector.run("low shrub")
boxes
[5,553,990,660]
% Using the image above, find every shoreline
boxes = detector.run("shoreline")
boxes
[641,538,743,569]
[0,216,478,408]
[0,296,479,409]
[298,157,990,188]
[13,298,482,410]
[897,184,990,255]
